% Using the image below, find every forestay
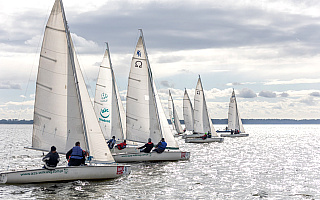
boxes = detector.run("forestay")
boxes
[183,89,194,131]
[31,0,114,162]
[228,90,245,133]
[94,44,126,141]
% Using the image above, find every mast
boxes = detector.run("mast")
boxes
[106,42,125,139]
[139,29,163,138]
[60,0,89,152]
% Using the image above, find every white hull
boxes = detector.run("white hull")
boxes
[0,165,131,184]
[182,133,203,139]
[185,137,224,143]
[113,151,190,162]
[220,133,249,137]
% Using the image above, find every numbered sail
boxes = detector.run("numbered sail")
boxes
[126,32,178,148]
[193,76,216,135]
[183,89,194,131]
[228,90,245,133]
[94,45,126,141]
[32,0,114,162]
[168,90,184,134]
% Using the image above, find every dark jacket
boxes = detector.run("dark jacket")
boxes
[138,142,154,153]
[107,138,116,149]
[156,141,167,150]
[42,151,60,167]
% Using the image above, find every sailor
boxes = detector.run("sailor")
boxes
[107,136,116,149]
[116,140,127,150]
[66,142,87,166]
[201,133,208,140]
[138,138,154,153]
[153,138,167,153]
[42,146,60,170]
[207,131,212,138]
[231,129,234,135]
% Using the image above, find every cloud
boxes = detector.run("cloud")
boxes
[70,33,101,54]
[280,92,289,97]
[300,96,316,106]
[264,78,320,85]
[237,88,257,98]
[0,82,21,89]
[259,90,277,98]
[310,92,320,97]
[160,80,174,88]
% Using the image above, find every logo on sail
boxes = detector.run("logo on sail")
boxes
[137,50,141,57]
[101,93,108,102]
[99,108,110,123]
[135,61,142,68]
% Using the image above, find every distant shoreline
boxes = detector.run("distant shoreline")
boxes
[2,119,319,125]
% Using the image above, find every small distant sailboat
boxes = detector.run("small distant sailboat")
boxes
[185,76,224,143]
[168,90,184,136]
[0,0,130,184]
[112,30,190,162]
[94,43,126,142]
[183,88,194,133]
[220,89,249,137]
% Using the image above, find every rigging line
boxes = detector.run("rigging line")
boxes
[6,3,52,171]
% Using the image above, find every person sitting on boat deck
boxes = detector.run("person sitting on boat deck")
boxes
[231,129,234,135]
[153,138,167,153]
[183,128,186,133]
[207,131,212,138]
[201,133,208,140]
[138,138,154,153]
[107,136,116,149]
[42,146,60,170]
[116,140,127,150]
[235,129,239,134]
[225,126,228,131]
[66,141,87,166]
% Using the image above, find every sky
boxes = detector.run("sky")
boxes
[1,0,320,120]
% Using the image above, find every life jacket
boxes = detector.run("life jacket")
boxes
[70,146,83,159]
[158,141,167,150]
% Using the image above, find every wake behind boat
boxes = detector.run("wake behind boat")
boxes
[0,0,130,184]
[112,30,190,162]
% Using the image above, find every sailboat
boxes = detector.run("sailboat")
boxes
[220,89,249,137]
[183,88,194,133]
[185,76,224,143]
[94,43,126,142]
[112,30,190,162]
[168,90,184,136]
[0,0,130,184]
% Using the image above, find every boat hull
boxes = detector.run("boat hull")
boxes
[220,133,249,137]
[182,133,203,139]
[185,137,224,143]
[113,151,190,162]
[0,165,131,184]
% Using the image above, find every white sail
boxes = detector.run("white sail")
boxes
[193,76,216,135]
[168,90,184,134]
[94,44,126,141]
[227,89,245,133]
[183,89,194,131]
[126,31,178,148]
[32,0,114,162]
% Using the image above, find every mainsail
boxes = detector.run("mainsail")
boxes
[94,43,126,141]
[193,76,217,136]
[32,0,114,162]
[228,89,245,133]
[126,30,178,148]
[168,90,184,134]
[183,89,194,131]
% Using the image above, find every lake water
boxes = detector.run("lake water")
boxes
[0,124,319,199]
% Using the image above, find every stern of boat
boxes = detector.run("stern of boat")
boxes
[0,173,7,184]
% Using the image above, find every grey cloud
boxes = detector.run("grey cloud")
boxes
[0,82,21,90]
[272,106,282,109]
[237,88,257,98]
[280,92,289,97]
[310,92,320,97]
[160,81,174,88]
[259,90,276,98]
[300,96,316,106]
[232,82,242,86]
[157,55,183,63]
